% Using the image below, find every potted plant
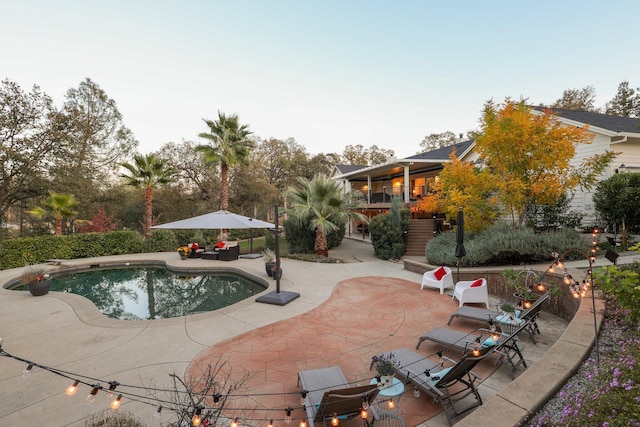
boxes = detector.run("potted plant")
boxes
[501,268,540,308]
[177,246,190,260]
[263,248,276,277]
[498,299,518,321]
[369,353,399,389]
[20,266,52,296]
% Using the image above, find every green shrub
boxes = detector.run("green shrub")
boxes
[282,217,346,254]
[145,229,179,252]
[369,199,410,260]
[425,223,589,266]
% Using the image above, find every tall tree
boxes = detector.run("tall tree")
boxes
[120,153,176,237]
[57,78,138,174]
[419,131,459,152]
[286,174,367,256]
[196,112,253,211]
[28,191,79,235]
[471,99,615,226]
[341,144,394,165]
[0,79,61,220]
[605,81,640,117]
[552,86,598,111]
[593,173,640,246]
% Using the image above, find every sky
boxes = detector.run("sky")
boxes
[3,0,639,159]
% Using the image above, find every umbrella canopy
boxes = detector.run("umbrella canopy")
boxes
[152,210,275,230]
[455,208,466,259]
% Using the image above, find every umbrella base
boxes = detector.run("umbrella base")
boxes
[256,291,300,306]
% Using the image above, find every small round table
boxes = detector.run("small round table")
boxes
[370,377,406,426]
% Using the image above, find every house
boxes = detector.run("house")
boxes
[333,109,640,253]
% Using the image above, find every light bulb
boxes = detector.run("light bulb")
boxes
[153,406,163,423]
[268,419,274,427]
[362,397,369,411]
[523,301,532,309]
[413,387,421,398]
[536,283,545,292]
[387,398,395,409]
[230,418,239,427]
[213,392,221,407]
[22,363,34,379]
[86,385,99,404]
[299,420,307,427]
[66,381,79,396]
[331,413,339,426]
[300,391,307,406]
[110,394,122,410]
[285,407,292,424]
[360,408,368,419]
[192,414,201,426]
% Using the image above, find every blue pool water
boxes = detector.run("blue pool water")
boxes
[15,268,265,320]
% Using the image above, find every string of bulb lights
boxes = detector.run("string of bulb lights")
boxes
[3,231,603,425]
[1,337,450,426]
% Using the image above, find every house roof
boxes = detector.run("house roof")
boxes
[332,140,474,181]
[533,107,640,135]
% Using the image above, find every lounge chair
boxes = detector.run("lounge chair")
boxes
[415,319,532,379]
[298,366,379,427]
[421,266,454,294]
[380,347,493,426]
[448,291,550,344]
[218,245,240,261]
[452,278,489,308]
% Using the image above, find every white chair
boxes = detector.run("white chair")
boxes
[452,278,490,308]
[421,266,454,294]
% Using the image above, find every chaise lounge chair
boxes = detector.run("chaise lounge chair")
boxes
[415,318,533,379]
[447,291,550,344]
[298,366,379,427]
[377,346,493,426]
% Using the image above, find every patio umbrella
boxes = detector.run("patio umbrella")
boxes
[455,208,466,282]
[152,210,275,256]
[152,210,274,230]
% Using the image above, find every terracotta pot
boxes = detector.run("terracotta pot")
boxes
[27,278,51,296]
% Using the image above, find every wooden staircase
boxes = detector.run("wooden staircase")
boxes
[405,219,434,256]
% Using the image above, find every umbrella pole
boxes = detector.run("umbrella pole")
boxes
[255,204,300,306]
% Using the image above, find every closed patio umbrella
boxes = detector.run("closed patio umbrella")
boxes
[455,208,466,282]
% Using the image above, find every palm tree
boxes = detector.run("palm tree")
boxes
[29,191,79,235]
[196,111,253,211]
[287,175,368,256]
[120,153,176,238]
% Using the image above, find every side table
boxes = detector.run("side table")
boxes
[369,377,406,426]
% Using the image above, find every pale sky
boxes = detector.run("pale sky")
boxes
[3,0,639,158]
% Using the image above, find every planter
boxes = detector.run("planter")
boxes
[27,279,51,296]
[265,263,275,277]
[378,374,394,389]
[271,266,282,280]
[180,254,188,260]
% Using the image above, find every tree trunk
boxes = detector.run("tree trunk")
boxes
[144,186,153,238]
[220,162,229,210]
[55,214,62,236]
[314,227,328,257]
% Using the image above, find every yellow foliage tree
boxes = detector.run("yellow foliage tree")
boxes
[434,151,499,232]
[473,99,615,225]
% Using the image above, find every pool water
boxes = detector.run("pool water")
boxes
[17,268,265,320]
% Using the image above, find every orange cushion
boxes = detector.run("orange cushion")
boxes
[470,279,484,288]
[434,267,447,281]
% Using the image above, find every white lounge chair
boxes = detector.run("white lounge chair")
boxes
[452,278,489,309]
[421,266,454,294]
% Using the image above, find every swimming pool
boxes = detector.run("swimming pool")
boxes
[11,267,267,320]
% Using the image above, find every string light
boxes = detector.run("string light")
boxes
[110,394,122,410]
[299,419,307,427]
[152,405,163,423]
[108,381,119,397]
[191,406,202,426]
[66,381,79,396]
[22,363,34,379]
[300,390,307,405]
[360,407,368,420]
[230,417,239,427]
[413,387,421,398]
[213,392,222,407]
[86,384,100,404]
[362,396,369,411]
[331,413,339,426]
[387,398,395,409]
[285,407,292,424]
[268,419,274,427]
